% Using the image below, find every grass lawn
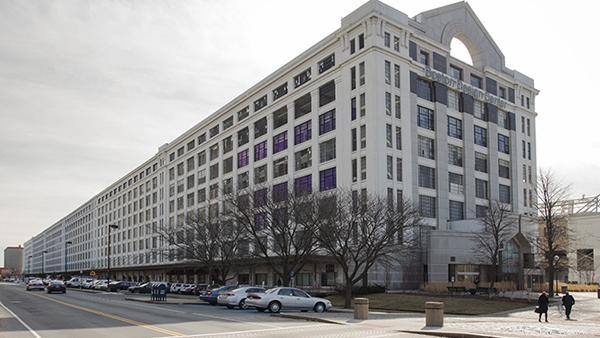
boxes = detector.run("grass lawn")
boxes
[326,293,533,315]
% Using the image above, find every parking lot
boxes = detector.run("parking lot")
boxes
[0,282,424,338]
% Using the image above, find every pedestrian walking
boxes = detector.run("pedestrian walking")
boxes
[537,291,549,322]
[562,291,575,320]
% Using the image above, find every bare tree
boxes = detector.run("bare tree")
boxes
[471,200,517,295]
[312,190,422,308]
[528,168,571,296]
[225,185,320,287]
[154,208,245,284]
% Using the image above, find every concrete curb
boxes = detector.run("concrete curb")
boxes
[329,307,403,315]
[271,313,346,325]
[401,330,503,338]
[68,288,104,294]
[124,296,203,305]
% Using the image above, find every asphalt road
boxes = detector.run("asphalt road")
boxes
[0,283,423,338]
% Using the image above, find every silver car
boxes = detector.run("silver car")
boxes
[245,287,332,313]
[218,286,266,309]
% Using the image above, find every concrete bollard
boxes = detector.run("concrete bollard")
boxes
[353,297,369,320]
[425,301,444,327]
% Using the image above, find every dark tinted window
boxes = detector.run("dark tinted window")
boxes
[277,288,294,296]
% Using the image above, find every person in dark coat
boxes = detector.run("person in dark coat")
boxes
[537,291,549,322]
[562,291,575,320]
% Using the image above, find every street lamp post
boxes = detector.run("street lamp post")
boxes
[107,224,119,286]
[553,255,560,296]
[64,241,72,279]
[41,250,48,277]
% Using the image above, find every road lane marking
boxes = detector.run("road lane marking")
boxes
[0,301,43,338]
[190,312,280,328]
[108,297,280,329]
[155,323,329,338]
[28,293,184,337]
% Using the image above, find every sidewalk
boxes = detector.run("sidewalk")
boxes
[277,292,600,338]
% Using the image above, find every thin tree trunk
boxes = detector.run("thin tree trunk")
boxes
[344,282,353,309]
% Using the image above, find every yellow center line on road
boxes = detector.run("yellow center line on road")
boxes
[29,292,184,337]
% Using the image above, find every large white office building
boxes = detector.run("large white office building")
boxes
[23,1,538,289]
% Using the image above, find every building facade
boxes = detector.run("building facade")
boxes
[23,1,538,289]
[4,245,24,275]
[559,195,599,284]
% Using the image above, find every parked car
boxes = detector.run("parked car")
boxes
[26,279,45,291]
[128,281,168,294]
[170,283,182,294]
[66,277,81,288]
[193,284,212,296]
[108,281,136,292]
[177,283,193,294]
[128,282,152,293]
[46,280,66,294]
[219,286,266,309]
[81,279,96,289]
[92,280,109,290]
[180,284,198,295]
[245,287,332,313]
[199,285,237,305]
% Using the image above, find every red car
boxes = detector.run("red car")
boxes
[46,280,66,294]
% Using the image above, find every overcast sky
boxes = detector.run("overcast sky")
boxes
[1,0,599,264]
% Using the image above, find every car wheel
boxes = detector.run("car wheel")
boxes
[268,301,281,313]
[313,302,325,313]
[239,298,248,310]
[226,305,234,309]
[63,290,66,294]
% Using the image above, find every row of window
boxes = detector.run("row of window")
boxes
[417,106,511,154]
[169,109,337,184]
[417,165,511,202]
[171,167,338,215]
[168,52,337,165]
[169,138,338,208]
[418,194,506,220]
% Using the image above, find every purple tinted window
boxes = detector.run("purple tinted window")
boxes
[273,131,288,154]
[319,109,336,135]
[319,167,336,191]
[254,188,267,208]
[254,212,266,230]
[254,141,267,161]
[294,121,312,145]
[237,149,249,168]
[294,174,312,197]
[272,182,288,202]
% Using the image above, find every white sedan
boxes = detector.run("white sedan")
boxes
[217,286,266,309]
[245,287,332,313]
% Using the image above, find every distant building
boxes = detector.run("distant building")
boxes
[563,195,599,284]
[4,245,24,275]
